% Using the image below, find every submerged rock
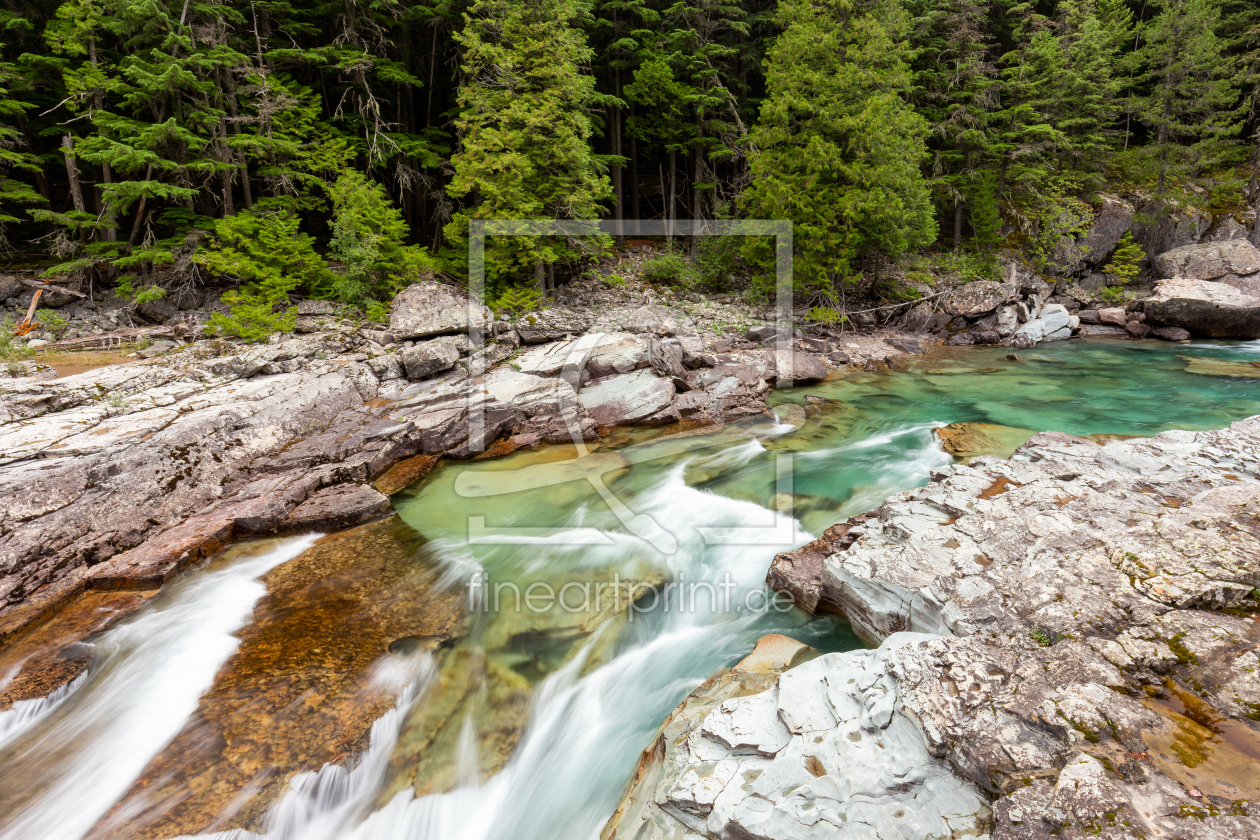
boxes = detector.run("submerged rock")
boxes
[935,421,1035,459]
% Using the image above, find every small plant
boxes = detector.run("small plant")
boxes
[33,309,68,336]
[116,277,168,305]
[1099,286,1133,306]
[493,286,542,315]
[603,273,628,287]
[364,299,390,324]
[1030,629,1054,647]
[641,248,696,287]
[6,362,23,377]
[106,393,125,408]
[136,337,154,351]
[936,250,1000,283]
[1102,233,1144,285]
[805,306,846,324]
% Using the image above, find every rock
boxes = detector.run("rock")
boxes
[297,299,339,316]
[137,298,178,324]
[1143,278,1260,339]
[1151,239,1260,282]
[995,304,1019,336]
[1078,309,1100,324]
[601,633,991,840]
[1011,304,1070,346]
[1046,294,1081,312]
[901,301,935,332]
[1125,320,1152,338]
[757,419,1260,839]
[1201,216,1250,243]
[24,339,49,348]
[884,337,922,354]
[648,337,688,381]
[0,275,23,302]
[400,335,466,379]
[616,304,687,336]
[285,483,391,530]
[773,350,827,385]
[137,340,178,359]
[935,421,1035,459]
[942,280,1014,318]
[746,324,789,343]
[827,350,850,364]
[578,369,676,427]
[390,280,492,340]
[1153,326,1191,341]
[1130,197,1213,268]
[1079,324,1129,337]
[1077,194,1135,268]
[1098,306,1127,326]
[512,306,592,343]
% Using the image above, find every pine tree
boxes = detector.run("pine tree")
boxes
[1136,0,1241,193]
[742,0,936,294]
[447,0,611,288]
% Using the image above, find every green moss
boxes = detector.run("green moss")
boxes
[1168,632,1198,665]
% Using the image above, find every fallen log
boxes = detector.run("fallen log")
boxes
[35,325,184,351]
[18,277,88,298]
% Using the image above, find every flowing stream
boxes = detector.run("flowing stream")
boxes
[1,339,1259,840]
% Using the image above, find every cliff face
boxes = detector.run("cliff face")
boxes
[607,419,1260,840]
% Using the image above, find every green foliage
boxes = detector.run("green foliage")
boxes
[34,309,67,335]
[328,171,432,307]
[936,250,1000,284]
[741,0,936,295]
[115,277,167,305]
[1102,233,1143,284]
[492,286,543,315]
[195,209,329,342]
[1030,629,1054,647]
[694,232,744,292]
[1099,285,1133,306]
[1027,186,1093,272]
[364,299,391,325]
[805,306,845,325]
[446,0,612,288]
[966,170,1003,252]
[641,248,696,287]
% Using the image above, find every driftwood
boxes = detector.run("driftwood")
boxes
[18,278,88,299]
[36,325,185,351]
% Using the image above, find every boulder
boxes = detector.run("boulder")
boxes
[297,299,339,316]
[0,275,24,302]
[941,280,1014,318]
[512,306,592,343]
[285,483,391,530]
[901,301,935,332]
[1125,320,1152,338]
[390,280,493,340]
[616,304,687,336]
[1010,303,1071,346]
[1143,278,1260,339]
[1130,197,1212,268]
[746,323,790,343]
[1079,324,1128,337]
[773,350,827,385]
[1151,239,1260,282]
[1098,307,1127,326]
[1076,194,1135,268]
[1078,309,1100,324]
[1152,326,1191,341]
[577,369,676,426]
[401,335,466,379]
[1202,216,1250,243]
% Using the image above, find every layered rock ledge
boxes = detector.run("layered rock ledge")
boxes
[609,418,1260,840]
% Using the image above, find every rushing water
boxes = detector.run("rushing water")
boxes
[1,338,1259,840]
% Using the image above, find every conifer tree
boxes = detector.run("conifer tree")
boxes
[1135,0,1241,192]
[742,0,935,294]
[447,0,611,287]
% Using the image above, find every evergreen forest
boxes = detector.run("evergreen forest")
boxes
[1,0,1258,316]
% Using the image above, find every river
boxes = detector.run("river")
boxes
[1,338,1258,840]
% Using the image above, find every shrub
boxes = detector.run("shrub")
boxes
[195,208,330,342]
[493,286,542,314]
[34,308,67,336]
[1102,232,1143,285]
[640,248,696,287]
[1099,285,1132,306]
[328,170,433,307]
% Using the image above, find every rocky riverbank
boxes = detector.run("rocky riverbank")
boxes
[607,418,1260,840]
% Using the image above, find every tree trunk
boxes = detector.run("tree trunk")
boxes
[127,165,155,250]
[62,135,86,216]
[628,105,640,220]
[668,149,676,244]
[953,196,963,251]
[611,71,624,246]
